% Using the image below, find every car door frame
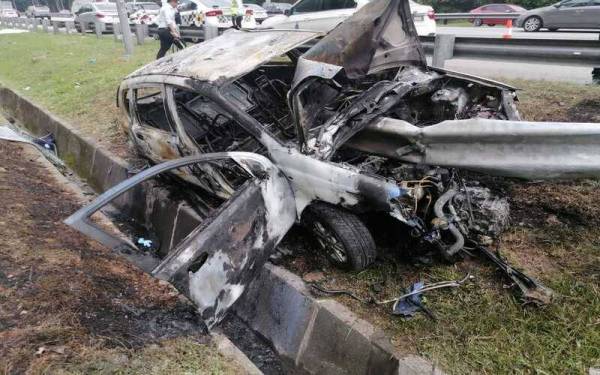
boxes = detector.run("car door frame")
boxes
[64,152,297,328]
[127,83,183,165]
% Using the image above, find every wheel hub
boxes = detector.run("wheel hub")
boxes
[312,221,347,263]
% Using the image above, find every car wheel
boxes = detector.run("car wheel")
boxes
[548,27,559,31]
[473,18,482,27]
[303,202,376,271]
[523,16,542,32]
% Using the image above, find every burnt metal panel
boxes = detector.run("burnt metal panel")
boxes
[65,152,297,328]
[299,0,426,79]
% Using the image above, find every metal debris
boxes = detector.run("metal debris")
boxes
[478,246,554,306]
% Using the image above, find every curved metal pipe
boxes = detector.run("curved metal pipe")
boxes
[433,188,465,256]
[434,188,457,219]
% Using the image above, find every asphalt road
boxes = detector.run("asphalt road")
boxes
[437,25,600,40]
[430,26,599,84]
[428,57,596,84]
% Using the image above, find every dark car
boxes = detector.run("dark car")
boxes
[469,3,526,26]
[516,0,600,31]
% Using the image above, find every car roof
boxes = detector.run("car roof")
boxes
[125,29,320,85]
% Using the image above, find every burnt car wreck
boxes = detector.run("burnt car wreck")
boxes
[66,0,600,328]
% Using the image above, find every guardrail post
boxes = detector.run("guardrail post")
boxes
[135,23,144,45]
[113,22,121,41]
[432,34,455,68]
[65,20,74,34]
[78,21,86,34]
[42,18,49,32]
[204,24,218,40]
[94,21,102,37]
[32,18,40,31]
[52,20,59,34]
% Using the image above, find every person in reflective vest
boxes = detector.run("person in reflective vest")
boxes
[230,0,243,29]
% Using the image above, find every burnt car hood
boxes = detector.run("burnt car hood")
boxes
[293,0,426,85]
[126,29,320,85]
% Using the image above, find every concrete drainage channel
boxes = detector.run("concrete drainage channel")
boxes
[0,85,443,375]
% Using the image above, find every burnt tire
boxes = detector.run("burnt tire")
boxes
[303,203,376,271]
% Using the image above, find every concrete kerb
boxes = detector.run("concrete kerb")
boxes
[0,84,444,375]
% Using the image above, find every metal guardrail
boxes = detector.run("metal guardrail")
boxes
[435,12,522,20]
[424,34,600,67]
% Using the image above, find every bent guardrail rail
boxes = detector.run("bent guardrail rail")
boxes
[435,12,522,21]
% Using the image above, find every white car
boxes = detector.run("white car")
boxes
[244,3,268,23]
[25,5,50,18]
[72,0,119,32]
[177,0,256,29]
[127,2,161,25]
[261,0,436,35]
[0,8,18,17]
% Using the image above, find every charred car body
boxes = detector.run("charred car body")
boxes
[67,0,600,328]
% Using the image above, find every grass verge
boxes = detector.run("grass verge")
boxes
[0,32,157,156]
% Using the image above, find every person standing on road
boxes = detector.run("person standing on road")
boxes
[156,0,182,59]
[230,0,244,29]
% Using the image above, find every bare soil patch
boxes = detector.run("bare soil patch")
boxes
[0,141,239,374]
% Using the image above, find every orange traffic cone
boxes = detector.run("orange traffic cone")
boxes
[503,19,513,39]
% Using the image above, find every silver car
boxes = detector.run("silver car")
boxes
[25,5,50,18]
[74,2,120,32]
[516,0,600,31]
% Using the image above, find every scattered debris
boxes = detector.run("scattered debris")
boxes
[477,246,553,305]
[0,125,64,171]
[137,237,154,249]
[391,281,425,318]
[302,271,325,283]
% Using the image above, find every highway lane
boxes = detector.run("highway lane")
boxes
[437,25,600,40]
[431,26,599,84]
[432,57,596,84]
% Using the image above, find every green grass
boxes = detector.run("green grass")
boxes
[310,218,600,373]
[437,20,474,27]
[0,32,158,154]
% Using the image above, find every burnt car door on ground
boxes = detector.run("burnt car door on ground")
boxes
[65,152,297,328]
